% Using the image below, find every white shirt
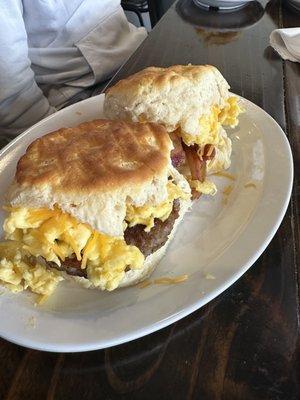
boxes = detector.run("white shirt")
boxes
[0,0,147,138]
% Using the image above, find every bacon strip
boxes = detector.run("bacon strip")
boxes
[197,143,216,161]
[169,131,216,200]
[202,144,216,161]
[170,131,186,167]
[182,142,207,199]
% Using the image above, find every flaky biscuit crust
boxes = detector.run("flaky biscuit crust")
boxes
[104,65,230,136]
[16,119,172,194]
[106,65,222,97]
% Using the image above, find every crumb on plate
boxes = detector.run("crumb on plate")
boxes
[204,273,216,280]
[244,182,257,189]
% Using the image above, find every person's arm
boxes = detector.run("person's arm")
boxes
[0,0,55,139]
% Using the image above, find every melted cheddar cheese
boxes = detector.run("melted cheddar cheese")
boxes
[0,242,63,297]
[126,181,188,232]
[2,206,144,294]
[181,96,242,147]
[0,255,63,296]
[84,232,143,290]
[0,180,189,297]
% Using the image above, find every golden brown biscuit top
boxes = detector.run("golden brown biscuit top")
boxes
[16,119,172,193]
[106,65,218,95]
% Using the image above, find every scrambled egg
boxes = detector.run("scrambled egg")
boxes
[181,96,242,147]
[188,179,217,196]
[84,232,143,290]
[0,242,63,298]
[219,96,242,127]
[2,206,144,294]
[0,181,188,297]
[126,180,188,232]
[180,97,242,196]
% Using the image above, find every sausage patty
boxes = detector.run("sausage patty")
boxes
[44,200,180,277]
[124,199,180,257]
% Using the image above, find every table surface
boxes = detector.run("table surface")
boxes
[1,1,299,399]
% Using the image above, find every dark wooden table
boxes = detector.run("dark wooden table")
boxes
[1,1,299,399]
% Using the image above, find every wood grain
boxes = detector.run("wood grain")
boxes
[0,0,299,399]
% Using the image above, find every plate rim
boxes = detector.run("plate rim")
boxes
[0,94,294,352]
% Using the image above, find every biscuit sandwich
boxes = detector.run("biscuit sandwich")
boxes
[0,119,191,301]
[104,65,242,198]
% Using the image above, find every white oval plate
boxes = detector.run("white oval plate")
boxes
[0,94,293,352]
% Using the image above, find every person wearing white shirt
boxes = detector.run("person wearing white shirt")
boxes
[0,0,147,138]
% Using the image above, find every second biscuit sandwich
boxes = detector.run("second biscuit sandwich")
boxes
[104,65,242,198]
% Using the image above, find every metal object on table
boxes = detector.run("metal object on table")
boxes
[147,0,164,27]
[193,0,254,11]
[122,0,166,28]
[177,0,264,31]
[121,0,149,27]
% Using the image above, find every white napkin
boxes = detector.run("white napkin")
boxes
[270,28,300,62]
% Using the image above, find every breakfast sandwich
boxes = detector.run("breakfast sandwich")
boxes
[0,119,191,301]
[104,65,242,198]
